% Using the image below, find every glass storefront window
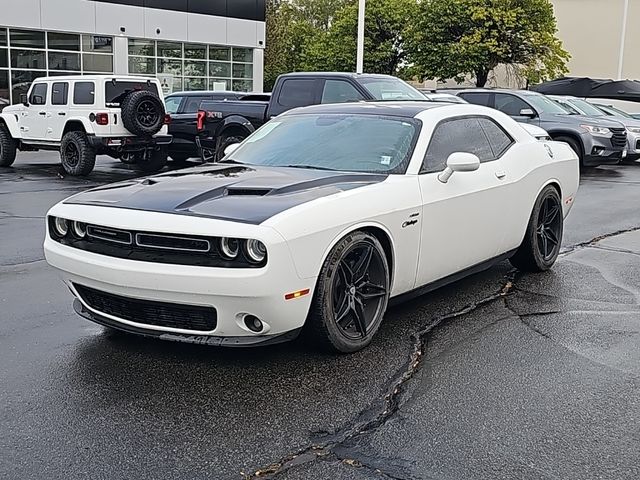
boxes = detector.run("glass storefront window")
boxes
[158,58,182,76]
[232,63,253,79]
[232,48,253,63]
[129,39,155,56]
[10,29,46,49]
[82,35,113,53]
[0,28,7,47]
[48,32,80,51]
[184,60,206,77]
[0,48,7,68]
[209,62,230,78]
[232,80,253,92]
[210,78,230,91]
[11,70,41,102]
[157,41,182,58]
[83,53,113,73]
[129,56,155,74]
[184,43,206,60]
[0,70,9,111]
[48,52,80,71]
[184,77,206,91]
[209,47,230,61]
[11,50,46,70]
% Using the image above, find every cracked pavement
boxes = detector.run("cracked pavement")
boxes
[1,154,639,480]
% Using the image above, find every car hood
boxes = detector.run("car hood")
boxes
[543,113,625,128]
[65,163,388,224]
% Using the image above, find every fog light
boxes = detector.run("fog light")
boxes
[245,239,267,263]
[53,217,69,237]
[220,237,240,259]
[72,221,87,238]
[244,314,263,333]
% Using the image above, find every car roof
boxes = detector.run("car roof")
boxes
[34,75,159,82]
[284,101,447,118]
[280,72,398,80]
[457,88,543,97]
[167,90,239,97]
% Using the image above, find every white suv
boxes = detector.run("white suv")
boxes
[0,75,172,176]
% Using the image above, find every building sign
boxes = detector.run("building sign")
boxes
[157,74,174,95]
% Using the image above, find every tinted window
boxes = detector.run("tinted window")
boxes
[321,80,365,104]
[277,79,316,108]
[459,92,491,106]
[164,96,183,114]
[105,81,160,106]
[51,82,69,105]
[183,96,207,113]
[73,82,95,105]
[423,118,494,173]
[29,83,47,105]
[477,118,512,157]
[495,94,531,116]
[358,76,425,100]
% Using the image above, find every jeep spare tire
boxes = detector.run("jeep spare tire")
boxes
[120,90,165,137]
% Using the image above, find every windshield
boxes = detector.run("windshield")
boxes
[599,104,633,118]
[567,98,606,116]
[358,77,426,101]
[525,94,572,115]
[225,114,420,174]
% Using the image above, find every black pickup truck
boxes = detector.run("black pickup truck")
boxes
[196,72,427,160]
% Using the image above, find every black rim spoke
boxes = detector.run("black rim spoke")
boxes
[352,245,373,283]
[537,196,562,260]
[334,293,350,325]
[358,282,387,300]
[352,296,367,336]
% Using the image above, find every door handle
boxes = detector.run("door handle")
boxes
[38,111,47,116]
[495,170,507,180]
[58,112,66,116]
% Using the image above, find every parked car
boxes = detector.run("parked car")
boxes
[456,89,627,168]
[549,95,640,160]
[44,101,578,353]
[420,91,467,104]
[165,90,270,164]
[0,75,171,175]
[590,102,640,160]
[520,123,552,140]
[196,72,427,160]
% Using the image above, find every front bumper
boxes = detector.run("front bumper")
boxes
[43,210,315,345]
[581,133,624,166]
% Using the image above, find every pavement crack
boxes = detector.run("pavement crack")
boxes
[587,244,640,258]
[560,226,640,256]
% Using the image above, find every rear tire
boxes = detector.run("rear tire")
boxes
[510,185,563,272]
[135,147,168,173]
[554,135,584,168]
[60,131,96,176]
[214,134,245,162]
[0,124,17,167]
[305,231,390,353]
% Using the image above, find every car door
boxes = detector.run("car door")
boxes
[19,82,49,140]
[494,93,540,126]
[416,116,512,286]
[47,81,69,141]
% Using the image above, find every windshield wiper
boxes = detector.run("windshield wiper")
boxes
[281,164,338,171]
[219,158,245,164]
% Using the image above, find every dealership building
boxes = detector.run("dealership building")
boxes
[0,0,266,107]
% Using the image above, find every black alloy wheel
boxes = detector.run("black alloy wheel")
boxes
[64,142,80,167]
[332,243,388,340]
[306,231,390,353]
[536,196,562,261]
[137,100,160,128]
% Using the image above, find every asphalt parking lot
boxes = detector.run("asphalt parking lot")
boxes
[1,154,639,480]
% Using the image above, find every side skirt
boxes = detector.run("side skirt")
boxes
[389,249,517,307]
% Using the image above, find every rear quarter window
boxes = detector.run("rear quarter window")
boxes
[105,81,160,106]
[73,82,95,105]
[459,92,492,107]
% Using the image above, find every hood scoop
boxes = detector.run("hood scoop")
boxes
[225,187,272,197]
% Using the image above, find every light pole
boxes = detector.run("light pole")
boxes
[617,0,629,79]
[356,0,365,74]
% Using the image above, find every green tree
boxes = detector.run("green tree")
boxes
[407,0,570,87]
[302,0,417,76]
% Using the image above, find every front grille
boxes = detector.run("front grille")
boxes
[609,128,627,148]
[75,284,217,331]
[135,233,210,252]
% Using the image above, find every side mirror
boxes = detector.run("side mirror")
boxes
[520,108,537,118]
[20,94,29,106]
[224,143,241,156]
[438,152,480,183]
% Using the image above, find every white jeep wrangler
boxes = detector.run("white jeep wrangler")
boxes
[0,75,172,176]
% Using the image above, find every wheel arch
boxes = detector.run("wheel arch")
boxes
[0,113,21,138]
[62,119,89,136]
[215,117,255,140]
[548,131,583,157]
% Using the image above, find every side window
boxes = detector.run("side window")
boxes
[321,80,365,104]
[277,79,316,108]
[164,96,183,114]
[29,83,47,105]
[51,82,69,106]
[477,118,513,157]
[183,96,205,113]
[73,82,95,105]
[423,118,493,173]
[494,93,530,116]
[459,92,491,107]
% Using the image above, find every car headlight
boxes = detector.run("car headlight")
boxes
[52,217,69,237]
[72,221,87,238]
[219,237,240,259]
[627,127,640,134]
[245,239,267,264]
[581,124,613,138]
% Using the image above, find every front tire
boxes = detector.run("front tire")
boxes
[60,131,96,176]
[305,231,390,353]
[510,185,563,272]
[0,124,18,167]
[554,136,584,168]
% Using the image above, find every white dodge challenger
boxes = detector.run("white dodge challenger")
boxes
[44,102,579,353]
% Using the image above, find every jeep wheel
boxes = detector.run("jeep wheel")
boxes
[60,131,96,176]
[121,90,166,137]
[135,148,167,173]
[0,124,17,167]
